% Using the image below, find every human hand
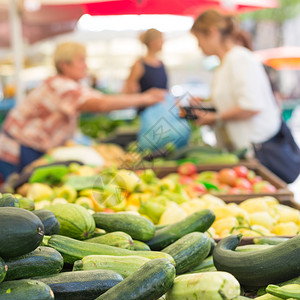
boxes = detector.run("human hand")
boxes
[194,111,218,126]
[189,97,203,107]
[142,88,166,106]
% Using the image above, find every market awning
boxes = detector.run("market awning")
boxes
[255,46,300,70]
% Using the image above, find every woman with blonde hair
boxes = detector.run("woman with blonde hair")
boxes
[0,41,164,179]
[190,10,300,183]
[122,28,168,96]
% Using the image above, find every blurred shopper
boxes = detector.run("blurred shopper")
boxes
[0,42,165,180]
[122,28,168,96]
[190,10,300,183]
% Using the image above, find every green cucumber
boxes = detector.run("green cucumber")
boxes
[47,234,175,264]
[132,240,151,251]
[236,244,273,252]
[165,271,240,300]
[34,269,123,300]
[33,209,60,235]
[0,279,54,300]
[162,232,211,274]
[0,193,20,207]
[189,255,214,273]
[213,234,300,288]
[0,256,7,283]
[18,197,35,211]
[93,212,155,241]
[0,207,44,259]
[146,209,215,250]
[266,284,300,299]
[253,237,290,245]
[4,246,63,281]
[73,255,150,278]
[85,231,134,250]
[95,258,176,300]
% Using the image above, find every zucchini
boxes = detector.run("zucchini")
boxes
[253,237,289,245]
[165,271,240,300]
[208,237,216,256]
[73,255,150,278]
[162,232,211,274]
[236,244,273,252]
[0,207,44,258]
[0,256,7,283]
[189,255,214,273]
[47,234,175,264]
[93,212,155,241]
[32,209,60,235]
[146,209,215,250]
[0,193,20,207]
[34,270,123,300]
[213,234,300,288]
[18,197,35,211]
[132,240,151,251]
[266,284,300,299]
[0,279,54,300]
[95,258,176,300]
[85,231,134,250]
[4,246,63,281]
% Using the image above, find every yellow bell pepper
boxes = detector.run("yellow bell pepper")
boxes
[239,198,270,214]
[158,202,187,225]
[26,183,54,202]
[212,217,238,236]
[126,193,152,207]
[180,199,207,215]
[200,194,226,209]
[115,169,141,192]
[55,185,77,203]
[249,211,276,231]
[273,222,299,236]
[275,204,300,225]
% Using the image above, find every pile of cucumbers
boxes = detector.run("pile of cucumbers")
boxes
[2,191,300,300]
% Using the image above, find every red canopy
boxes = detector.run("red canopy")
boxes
[255,46,300,70]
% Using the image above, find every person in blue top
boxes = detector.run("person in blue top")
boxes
[122,28,168,99]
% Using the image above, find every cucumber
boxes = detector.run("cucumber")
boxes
[0,193,20,207]
[47,234,175,264]
[213,234,300,288]
[93,212,155,241]
[189,255,215,273]
[0,256,7,283]
[208,237,216,256]
[162,232,211,274]
[85,231,134,250]
[165,271,240,300]
[18,197,35,211]
[266,284,300,300]
[146,209,215,250]
[32,209,60,235]
[4,246,63,281]
[0,279,54,300]
[132,240,151,251]
[236,244,273,252]
[0,207,44,259]
[95,258,176,300]
[73,255,150,278]
[34,270,123,300]
[253,237,290,245]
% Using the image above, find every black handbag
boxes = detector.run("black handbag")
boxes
[253,120,300,183]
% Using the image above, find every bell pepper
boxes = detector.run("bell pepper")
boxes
[139,169,157,184]
[26,183,54,202]
[180,199,207,215]
[115,169,141,192]
[272,222,299,236]
[138,198,167,224]
[158,202,187,225]
[161,190,187,204]
[55,185,77,203]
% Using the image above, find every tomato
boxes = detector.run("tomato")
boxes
[250,176,263,185]
[235,178,252,191]
[218,168,237,186]
[228,187,243,194]
[233,166,249,178]
[186,183,207,197]
[102,208,115,213]
[178,176,194,185]
[178,162,198,176]
[253,181,277,193]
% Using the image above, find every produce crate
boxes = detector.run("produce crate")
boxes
[148,160,294,203]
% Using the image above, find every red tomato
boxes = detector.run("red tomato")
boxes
[218,168,237,187]
[235,178,252,191]
[253,181,277,193]
[178,162,198,176]
[228,187,243,194]
[250,176,263,185]
[233,166,249,178]
[178,176,194,185]
[186,183,207,197]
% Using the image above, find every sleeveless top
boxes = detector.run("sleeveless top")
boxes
[139,61,168,92]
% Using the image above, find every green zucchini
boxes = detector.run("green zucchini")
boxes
[213,234,300,288]
[236,244,273,252]
[85,231,134,250]
[162,232,211,274]
[34,269,123,300]
[95,258,176,300]
[253,237,290,245]
[208,237,216,256]
[93,212,155,241]
[189,255,214,273]
[18,197,35,211]
[266,284,300,299]
[0,193,20,207]
[132,240,151,251]
[165,271,240,300]
[73,255,150,278]
[32,209,60,235]
[47,234,175,264]
[146,209,215,250]
[0,207,44,258]
[0,279,54,300]
[0,256,7,283]
[4,246,63,281]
